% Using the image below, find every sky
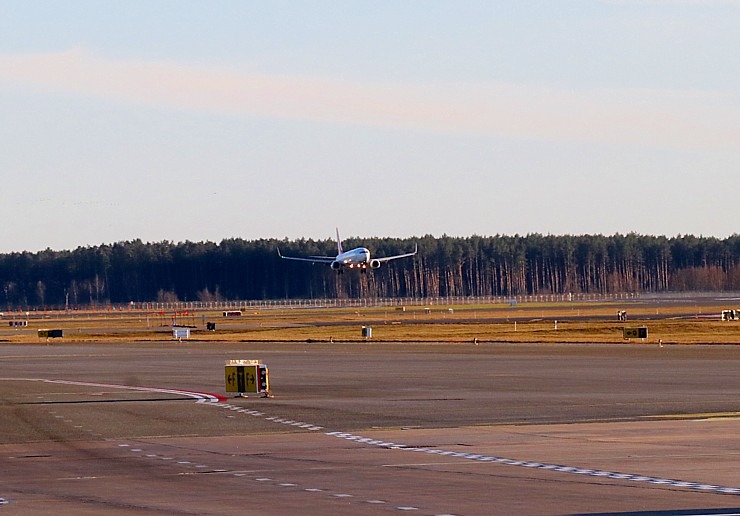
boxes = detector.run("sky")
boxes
[1,1,739,253]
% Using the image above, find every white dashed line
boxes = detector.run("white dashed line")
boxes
[29,379,740,510]
[203,404,740,503]
[327,431,740,497]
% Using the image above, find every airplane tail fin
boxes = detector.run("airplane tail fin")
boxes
[336,228,343,255]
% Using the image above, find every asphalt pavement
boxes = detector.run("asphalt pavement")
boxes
[2,341,740,515]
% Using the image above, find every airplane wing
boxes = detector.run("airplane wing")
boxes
[373,244,418,263]
[276,248,335,264]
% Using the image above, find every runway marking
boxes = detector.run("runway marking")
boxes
[16,388,440,514]
[208,402,740,508]
[33,382,739,508]
[252,476,427,513]
[114,438,442,514]
[39,379,226,403]
[325,431,740,497]
[645,412,740,421]
[212,402,740,496]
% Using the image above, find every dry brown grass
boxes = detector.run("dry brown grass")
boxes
[2,300,739,345]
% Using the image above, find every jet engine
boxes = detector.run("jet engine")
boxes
[330,261,342,271]
[369,259,382,269]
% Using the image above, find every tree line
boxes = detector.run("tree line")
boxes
[1,233,739,308]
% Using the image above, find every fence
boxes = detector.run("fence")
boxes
[3,292,649,314]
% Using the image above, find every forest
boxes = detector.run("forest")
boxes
[1,233,739,309]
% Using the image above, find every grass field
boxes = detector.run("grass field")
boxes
[2,299,739,345]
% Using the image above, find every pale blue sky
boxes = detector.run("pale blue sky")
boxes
[1,1,739,252]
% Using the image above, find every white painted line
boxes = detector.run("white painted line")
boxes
[325,431,740,497]
[39,379,225,403]
[205,393,740,500]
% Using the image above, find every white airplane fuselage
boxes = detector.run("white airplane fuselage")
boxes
[331,247,375,271]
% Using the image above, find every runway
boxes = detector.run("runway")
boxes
[2,341,740,515]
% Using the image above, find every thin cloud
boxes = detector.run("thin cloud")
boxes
[1,49,738,150]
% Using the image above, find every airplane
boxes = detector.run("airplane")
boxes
[277,229,417,273]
